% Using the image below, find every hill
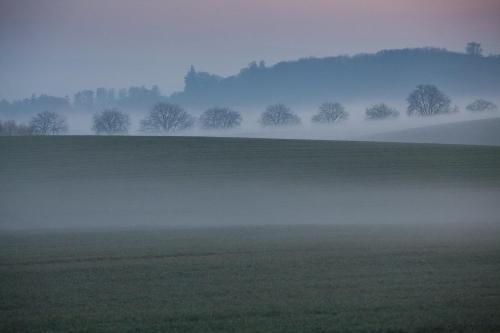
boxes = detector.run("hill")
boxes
[2,48,499,115]
[1,136,500,230]
[171,48,500,108]
[2,136,500,332]
[363,117,500,146]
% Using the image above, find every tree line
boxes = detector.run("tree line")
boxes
[0,85,167,116]
[0,84,497,136]
[1,44,498,116]
[173,44,500,107]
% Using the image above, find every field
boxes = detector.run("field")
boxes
[1,225,500,332]
[2,136,500,229]
[1,136,500,332]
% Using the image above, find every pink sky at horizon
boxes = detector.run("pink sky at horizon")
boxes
[1,0,499,99]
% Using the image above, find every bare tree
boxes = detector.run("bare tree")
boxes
[30,111,68,135]
[260,104,301,127]
[141,103,194,133]
[365,103,400,120]
[407,85,452,116]
[199,107,242,129]
[466,99,498,113]
[312,102,348,124]
[93,108,130,135]
[466,42,482,56]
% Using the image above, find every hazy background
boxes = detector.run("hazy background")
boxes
[1,0,500,100]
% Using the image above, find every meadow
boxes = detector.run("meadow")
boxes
[1,224,500,332]
[1,136,500,332]
[1,136,500,229]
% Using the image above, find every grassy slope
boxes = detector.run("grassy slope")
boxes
[2,135,499,184]
[1,136,500,229]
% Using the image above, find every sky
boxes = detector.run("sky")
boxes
[1,0,500,100]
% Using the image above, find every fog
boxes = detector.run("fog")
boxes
[3,179,499,230]
[3,97,499,145]
[2,3,500,333]
[1,136,499,230]
[2,44,500,144]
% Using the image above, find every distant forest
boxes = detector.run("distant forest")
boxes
[0,86,168,117]
[174,47,500,107]
[1,46,499,115]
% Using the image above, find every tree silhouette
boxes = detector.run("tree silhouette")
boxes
[466,99,498,112]
[260,104,301,127]
[30,111,67,135]
[141,103,195,133]
[365,103,399,120]
[199,107,242,129]
[466,42,482,56]
[407,85,452,116]
[312,103,348,124]
[93,109,130,135]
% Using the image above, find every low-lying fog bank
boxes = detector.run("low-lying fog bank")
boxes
[362,117,500,146]
[2,98,500,146]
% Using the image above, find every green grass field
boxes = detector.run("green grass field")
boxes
[1,224,500,332]
[1,136,500,229]
[1,136,500,332]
